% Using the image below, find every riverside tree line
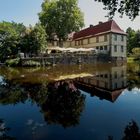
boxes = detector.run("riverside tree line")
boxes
[0,0,140,62]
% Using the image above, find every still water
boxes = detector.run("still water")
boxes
[0,62,140,140]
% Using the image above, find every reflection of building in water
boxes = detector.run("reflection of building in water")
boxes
[75,65,127,102]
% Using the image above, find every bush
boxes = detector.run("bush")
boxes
[5,58,20,66]
[22,60,41,67]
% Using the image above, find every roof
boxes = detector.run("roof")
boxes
[73,20,126,40]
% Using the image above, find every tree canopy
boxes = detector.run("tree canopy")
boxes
[95,0,140,19]
[39,0,84,46]
[20,24,47,55]
[0,21,26,61]
[0,21,47,61]
[126,27,140,53]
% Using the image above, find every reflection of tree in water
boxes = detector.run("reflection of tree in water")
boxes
[0,119,15,140]
[127,62,140,91]
[127,79,140,91]
[0,78,48,105]
[122,121,140,140]
[108,120,140,140]
[0,78,28,105]
[0,78,86,128]
[40,81,86,128]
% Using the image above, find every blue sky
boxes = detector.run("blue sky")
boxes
[0,0,140,31]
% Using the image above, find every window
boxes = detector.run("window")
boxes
[96,36,99,43]
[122,81,124,87]
[100,46,103,50]
[104,45,107,50]
[114,83,118,88]
[100,74,103,77]
[81,40,83,45]
[114,71,117,79]
[97,80,99,86]
[121,46,124,52]
[78,40,80,45]
[96,46,99,49]
[75,41,77,46]
[104,74,108,78]
[121,35,124,41]
[114,45,117,52]
[104,34,107,41]
[105,82,108,88]
[121,70,124,77]
[114,34,117,41]
[88,38,90,44]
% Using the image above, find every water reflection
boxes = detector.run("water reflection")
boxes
[0,79,85,128]
[127,62,140,90]
[0,63,140,139]
[41,81,85,128]
[0,119,15,140]
[108,120,140,140]
[75,65,127,102]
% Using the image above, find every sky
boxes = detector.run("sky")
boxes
[0,0,140,31]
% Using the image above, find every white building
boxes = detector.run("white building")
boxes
[69,20,126,60]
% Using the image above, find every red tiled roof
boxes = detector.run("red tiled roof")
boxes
[73,20,126,40]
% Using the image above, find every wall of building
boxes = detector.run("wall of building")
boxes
[75,64,127,90]
[110,33,126,58]
[47,32,127,59]
[69,33,111,54]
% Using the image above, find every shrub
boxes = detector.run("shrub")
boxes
[5,58,20,66]
[22,60,41,67]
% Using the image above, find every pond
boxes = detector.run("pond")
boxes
[0,62,140,140]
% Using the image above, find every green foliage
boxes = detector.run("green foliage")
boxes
[95,0,140,19]
[22,60,41,67]
[126,27,136,53]
[0,21,47,62]
[39,0,84,46]
[20,24,47,55]
[30,23,47,54]
[5,58,20,67]
[126,28,140,54]
[132,48,140,55]
[0,21,25,62]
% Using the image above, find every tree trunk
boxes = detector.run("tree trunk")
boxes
[58,38,63,47]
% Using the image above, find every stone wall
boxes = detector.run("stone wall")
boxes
[21,53,125,66]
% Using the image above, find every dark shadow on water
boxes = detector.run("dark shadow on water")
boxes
[0,119,16,140]
[107,120,140,140]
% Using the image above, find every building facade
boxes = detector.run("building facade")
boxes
[75,64,127,102]
[69,20,126,59]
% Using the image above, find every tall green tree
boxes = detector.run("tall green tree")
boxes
[39,0,84,46]
[134,30,140,48]
[30,23,47,54]
[20,24,47,56]
[95,0,140,20]
[126,27,136,53]
[126,28,140,54]
[0,21,25,61]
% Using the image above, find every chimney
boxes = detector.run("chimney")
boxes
[89,24,93,28]
[99,21,103,24]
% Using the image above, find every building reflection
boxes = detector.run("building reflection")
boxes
[74,65,127,102]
